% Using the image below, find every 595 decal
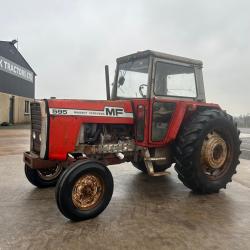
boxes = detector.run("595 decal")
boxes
[51,109,68,115]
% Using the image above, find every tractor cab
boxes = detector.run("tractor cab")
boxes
[111,50,205,101]
[110,51,206,146]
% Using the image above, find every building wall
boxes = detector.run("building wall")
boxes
[0,69,35,98]
[0,93,9,122]
[0,41,36,124]
[0,92,33,124]
[0,42,35,99]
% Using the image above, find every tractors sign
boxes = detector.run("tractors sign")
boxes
[0,56,34,83]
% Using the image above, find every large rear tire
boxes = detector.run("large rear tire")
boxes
[55,160,113,221]
[174,109,241,194]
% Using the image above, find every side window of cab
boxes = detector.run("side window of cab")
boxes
[154,61,197,98]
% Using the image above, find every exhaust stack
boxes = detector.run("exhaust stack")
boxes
[105,65,110,100]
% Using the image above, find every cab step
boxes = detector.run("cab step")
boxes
[144,149,170,177]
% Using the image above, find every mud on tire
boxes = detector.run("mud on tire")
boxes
[174,109,241,194]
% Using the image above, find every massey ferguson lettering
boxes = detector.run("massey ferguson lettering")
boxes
[105,107,124,116]
[49,107,133,118]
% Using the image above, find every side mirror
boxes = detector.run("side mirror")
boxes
[118,76,125,86]
[139,84,148,98]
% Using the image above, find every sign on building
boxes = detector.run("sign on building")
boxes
[0,56,34,83]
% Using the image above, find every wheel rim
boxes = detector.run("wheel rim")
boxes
[37,165,62,181]
[201,131,229,179]
[72,174,104,210]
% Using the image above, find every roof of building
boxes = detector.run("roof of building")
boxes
[0,40,36,75]
[116,50,203,66]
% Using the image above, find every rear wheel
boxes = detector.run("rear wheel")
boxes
[55,160,113,221]
[25,164,63,188]
[175,109,241,194]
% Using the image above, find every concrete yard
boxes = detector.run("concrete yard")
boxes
[0,127,250,250]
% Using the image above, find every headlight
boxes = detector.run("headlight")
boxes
[40,101,48,159]
[32,132,36,140]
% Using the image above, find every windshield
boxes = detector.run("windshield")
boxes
[116,57,149,98]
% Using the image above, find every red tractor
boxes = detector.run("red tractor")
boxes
[24,50,241,221]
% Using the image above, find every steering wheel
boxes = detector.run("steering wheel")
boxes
[139,84,148,98]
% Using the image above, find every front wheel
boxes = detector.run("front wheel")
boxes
[55,160,113,221]
[175,109,241,194]
[25,164,63,188]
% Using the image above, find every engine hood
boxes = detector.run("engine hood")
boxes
[47,99,134,124]
[42,99,135,160]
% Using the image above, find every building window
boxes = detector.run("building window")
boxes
[25,100,30,114]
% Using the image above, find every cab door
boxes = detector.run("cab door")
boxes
[149,99,176,145]
[149,58,197,145]
[132,99,150,147]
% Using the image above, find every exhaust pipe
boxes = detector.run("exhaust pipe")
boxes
[105,65,110,100]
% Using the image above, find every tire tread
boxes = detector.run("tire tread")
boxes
[174,109,241,194]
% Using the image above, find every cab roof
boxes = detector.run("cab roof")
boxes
[116,50,203,66]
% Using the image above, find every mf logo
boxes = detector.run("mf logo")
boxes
[105,107,124,116]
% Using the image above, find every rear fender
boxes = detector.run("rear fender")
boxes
[149,99,220,146]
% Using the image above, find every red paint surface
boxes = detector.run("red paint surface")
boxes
[47,99,134,160]
[47,98,220,160]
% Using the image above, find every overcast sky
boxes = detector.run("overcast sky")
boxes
[1,0,250,115]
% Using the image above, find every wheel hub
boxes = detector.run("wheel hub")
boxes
[201,132,228,170]
[72,174,104,210]
[37,165,62,181]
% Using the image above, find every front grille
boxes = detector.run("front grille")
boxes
[31,102,41,153]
